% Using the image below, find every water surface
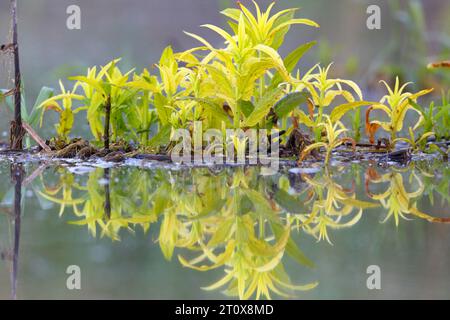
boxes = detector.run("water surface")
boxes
[0,159,449,299]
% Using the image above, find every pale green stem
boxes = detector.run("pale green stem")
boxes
[142,93,149,146]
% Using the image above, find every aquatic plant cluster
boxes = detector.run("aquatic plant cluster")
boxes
[18,2,450,163]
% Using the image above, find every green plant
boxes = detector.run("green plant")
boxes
[409,90,449,141]
[154,46,198,130]
[181,1,319,130]
[39,59,138,148]
[434,91,450,139]
[365,77,433,144]
[300,116,355,165]
[393,127,434,151]
[2,86,55,147]
[30,1,448,162]
[125,68,160,147]
[290,64,372,142]
[351,106,362,143]
[69,59,136,148]
[38,0,324,152]
[409,99,435,135]
[37,81,84,143]
[222,1,319,49]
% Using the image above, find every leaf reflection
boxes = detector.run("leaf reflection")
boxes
[36,163,449,299]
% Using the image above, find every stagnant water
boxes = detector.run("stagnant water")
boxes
[0,158,449,299]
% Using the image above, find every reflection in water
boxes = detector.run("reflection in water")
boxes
[11,164,23,300]
[365,167,450,225]
[0,161,449,299]
[0,164,25,299]
[287,168,378,243]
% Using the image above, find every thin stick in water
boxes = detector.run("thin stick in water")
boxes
[9,0,24,150]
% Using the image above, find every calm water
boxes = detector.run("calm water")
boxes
[0,159,449,299]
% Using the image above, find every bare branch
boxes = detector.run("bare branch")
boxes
[21,122,51,152]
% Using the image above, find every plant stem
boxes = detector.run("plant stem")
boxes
[258,51,266,128]
[142,93,149,146]
[104,95,111,151]
[9,0,23,150]
[353,109,361,143]
[390,131,396,149]
[325,149,331,165]
[233,101,240,129]
[315,105,324,142]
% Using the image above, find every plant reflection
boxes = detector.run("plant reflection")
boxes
[36,163,449,299]
[276,167,379,244]
[365,165,450,225]
[0,164,25,300]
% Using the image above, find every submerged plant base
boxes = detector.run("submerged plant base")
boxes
[40,138,135,162]
[0,128,448,168]
[0,140,448,171]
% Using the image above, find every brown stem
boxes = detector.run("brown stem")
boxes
[340,137,356,153]
[22,123,51,152]
[2,88,14,97]
[9,0,23,150]
[104,95,111,151]
[22,162,49,187]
